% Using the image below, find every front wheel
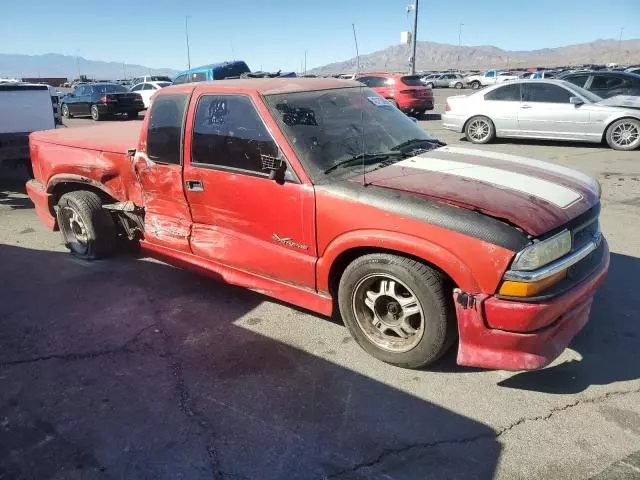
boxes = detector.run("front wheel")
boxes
[56,190,117,260]
[470,81,481,90]
[90,105,103,121]
[426,82,434,89]
[455,82,463,89]
[606,118,640,151]
[338,253,455,369]
[61,104,72,118]
[465,115,496,144]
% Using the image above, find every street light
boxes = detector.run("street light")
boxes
[185,16,192,70]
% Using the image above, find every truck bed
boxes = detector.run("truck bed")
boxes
[30,122,141,154]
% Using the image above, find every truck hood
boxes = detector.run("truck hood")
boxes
[354,146,600,236]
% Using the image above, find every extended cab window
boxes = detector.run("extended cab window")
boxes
[191,95,278,174]
[146,93,189,165]
[173,75,187,85]
[485,83,521,101]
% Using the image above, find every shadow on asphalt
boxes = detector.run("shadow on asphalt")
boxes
[499,252,640,394]
[0,243,501,480]
[456,136,608,149]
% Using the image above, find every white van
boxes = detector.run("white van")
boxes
[0,83,56,166]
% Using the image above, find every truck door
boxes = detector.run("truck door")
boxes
[132,92,193,252]
[182,92,317,289]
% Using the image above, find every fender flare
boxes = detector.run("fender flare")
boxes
[316,229,481,293]
[47,174,122,200]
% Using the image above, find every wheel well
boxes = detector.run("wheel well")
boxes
[601,116,639,142]
[49,182,117,212]
[327,247,457,297]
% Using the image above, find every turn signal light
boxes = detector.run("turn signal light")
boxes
[498,270,566,297]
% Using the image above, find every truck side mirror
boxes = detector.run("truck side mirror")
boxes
[261,154,287,185]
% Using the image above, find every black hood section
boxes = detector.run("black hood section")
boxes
[316,181,530,252]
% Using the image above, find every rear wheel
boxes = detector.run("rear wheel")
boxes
[90,105,103,121]
[338,253,455,369]
[465,115,495,144]
[606,118,640,151]
[56,191,116,260]
[455,82,463,89]
[61,104,72,118]
[426,82,434,89]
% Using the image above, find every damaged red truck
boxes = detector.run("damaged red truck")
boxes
[26,78,609,370]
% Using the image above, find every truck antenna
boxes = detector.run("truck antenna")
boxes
[352,23,366,186]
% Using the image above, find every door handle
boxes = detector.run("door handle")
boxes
[185,180,204,192]
[520,105,532,109]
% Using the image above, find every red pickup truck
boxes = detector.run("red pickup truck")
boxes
[26,78,609,370]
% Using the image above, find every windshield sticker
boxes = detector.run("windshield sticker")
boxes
[367,96,391,107]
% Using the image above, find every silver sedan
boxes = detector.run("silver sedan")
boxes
[442,79,640,150]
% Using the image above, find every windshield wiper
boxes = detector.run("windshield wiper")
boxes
[391,138,447,151]
[323,151,404,174]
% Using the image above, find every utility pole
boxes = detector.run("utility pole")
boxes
[185,16,191,69]
[410,0,419,75]
[457,23,464,71]
[619,26,624,63]
[76,49,80,78]
[304,49,308,75]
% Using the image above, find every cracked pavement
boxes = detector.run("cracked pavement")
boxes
[1,91,640,479]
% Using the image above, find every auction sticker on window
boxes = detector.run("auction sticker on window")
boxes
[367,96,391,107]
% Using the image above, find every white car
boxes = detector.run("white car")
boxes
[130,81,171,108]
[464,70,519,90]
[442,79,640,151]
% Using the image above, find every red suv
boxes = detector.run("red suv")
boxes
[356,73,434,117]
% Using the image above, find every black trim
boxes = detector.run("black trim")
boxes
[315,182,530,252]
[496,239,608,303]
[0,84,49,91]
[190,161,301,184]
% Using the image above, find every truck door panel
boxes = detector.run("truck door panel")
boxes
[135,92,193,252]
[183,93,317,289]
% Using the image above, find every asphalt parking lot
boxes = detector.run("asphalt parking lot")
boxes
[1,88,639,480]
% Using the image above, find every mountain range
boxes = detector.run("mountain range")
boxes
[310,39,640,74]
[0,53,179,80]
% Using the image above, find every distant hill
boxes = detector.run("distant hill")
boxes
[310,39,640,74]
[0,53,180,80]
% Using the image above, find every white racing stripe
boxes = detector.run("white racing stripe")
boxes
[439,146,599,192]
[396,156,582,208]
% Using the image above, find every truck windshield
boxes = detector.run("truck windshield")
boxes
[264,87,435,183]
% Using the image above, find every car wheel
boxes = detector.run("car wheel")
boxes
[127,111,139,120]
[465,115,496,144]
[338,253,455,369]
[61,104,72,118]
[606,118,640,151]
[90,105,103,121]
[56,190,116,260]
[470,81,481,90]
[426,82,434,89]
[455,82,463,89]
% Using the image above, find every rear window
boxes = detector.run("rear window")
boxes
[150,76,172,82]
[400,76,424,86]
[94,84,128,94]
[146,93,189,165]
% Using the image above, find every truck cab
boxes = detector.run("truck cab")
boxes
[172,61,251,85]
[26,78,609,371]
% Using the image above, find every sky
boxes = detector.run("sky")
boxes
[1,0,638,72]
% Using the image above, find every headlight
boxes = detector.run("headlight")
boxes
[511,230,571,271]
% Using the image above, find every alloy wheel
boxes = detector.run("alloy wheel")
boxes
[611,121,640,149]
[468,119,491,142]
[351,274,425,353]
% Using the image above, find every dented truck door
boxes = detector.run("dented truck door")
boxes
[181,90,317,289]
[133,92,193,252]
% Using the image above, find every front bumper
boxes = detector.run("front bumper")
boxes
[26,179,56,230]
[455,239,609,371]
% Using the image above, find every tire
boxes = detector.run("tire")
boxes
[338,253,456,369]
[465,115,496,144]
[455,82,463,89]
[127,111,139,120]
[470,81,481,90]
[61,104,72,118]
[426,82,434,89]
[90,105,103,121]
[605,118,640,151]
[56,190,117,260]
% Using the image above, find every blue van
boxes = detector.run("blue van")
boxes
[172,61,251,84]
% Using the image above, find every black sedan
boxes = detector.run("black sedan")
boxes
[560,71,640,98]
[61,83,144,121]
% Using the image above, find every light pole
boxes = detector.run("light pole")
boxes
[185,16,192,70]
[457,23,464,71]
[410,0,419,75]
[76,49,81,78]
[619,26,624,63]
[304,49,308,75]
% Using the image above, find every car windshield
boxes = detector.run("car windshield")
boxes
[264,87,436,183]
[93,84,128,94]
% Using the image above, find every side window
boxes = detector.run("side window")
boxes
[357,76,374,87]
[522,83,572,103]
[591,75,625,90]
[486,71,496,78]
[191,72,208,82]
[75,86,87,96]
[173,75,187,85]
[146,93,189,165]
[191,95,278,174]
[564,75,589,88]
[131,84,143,91]
[142,83,155,90]
[484,83,521,101]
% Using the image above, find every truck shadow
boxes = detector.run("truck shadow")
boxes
[0,243,500,480]
[498,252,640,394]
